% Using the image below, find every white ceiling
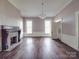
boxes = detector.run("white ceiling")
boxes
[8,0,72,17]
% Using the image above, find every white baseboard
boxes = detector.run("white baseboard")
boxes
[61,34,78,51]
[24,32,51,37]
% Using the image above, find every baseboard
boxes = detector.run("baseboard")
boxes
[61,34,79,51]
[23,32,51,37]
[60,40,79,52]
[53,38,61,42]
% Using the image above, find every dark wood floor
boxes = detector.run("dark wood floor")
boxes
[0,37,79,59]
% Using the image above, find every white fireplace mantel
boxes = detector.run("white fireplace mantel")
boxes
[5,32,22,51]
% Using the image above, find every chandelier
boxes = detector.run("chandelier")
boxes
[39,0,47,19]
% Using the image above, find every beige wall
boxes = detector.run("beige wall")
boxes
[55,0,79,50]
[23,17,47,34]
[56,0,79,36]
[23,17,54,36]
[0,0,23,51]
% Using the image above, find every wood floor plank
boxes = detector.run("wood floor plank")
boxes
[0,37,79,59]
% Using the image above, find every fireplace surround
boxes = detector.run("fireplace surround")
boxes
[11,36,17,45]
[1,25,22,51]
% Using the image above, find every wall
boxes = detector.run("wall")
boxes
[23,17,45,35]
[23,17,53,36]
[55,0,79,50]
[0,0,23,51]
[33,19,44,33]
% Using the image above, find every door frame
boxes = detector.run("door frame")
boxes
[58,19,63,40]
[75,11,79,50]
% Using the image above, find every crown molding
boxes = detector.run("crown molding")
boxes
[56,0,73,16]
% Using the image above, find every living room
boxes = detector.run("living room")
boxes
[0,0,79,59]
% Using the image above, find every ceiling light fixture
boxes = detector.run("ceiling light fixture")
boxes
[39,0,47,19]
[54,18,62,23]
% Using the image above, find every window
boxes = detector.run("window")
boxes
[45,20,51,34]
[26,20,32,34]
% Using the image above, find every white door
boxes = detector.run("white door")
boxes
[58,22,63,40]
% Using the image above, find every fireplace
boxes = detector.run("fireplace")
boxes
[1,25,21,51]
[11,36,17,45]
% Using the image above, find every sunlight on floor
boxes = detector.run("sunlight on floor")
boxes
[42,38,52,53]
[26,38,33,45]
[44,38,52,47]
[24,38,35,59]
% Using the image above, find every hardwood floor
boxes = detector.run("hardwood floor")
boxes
[0,37,79,59]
